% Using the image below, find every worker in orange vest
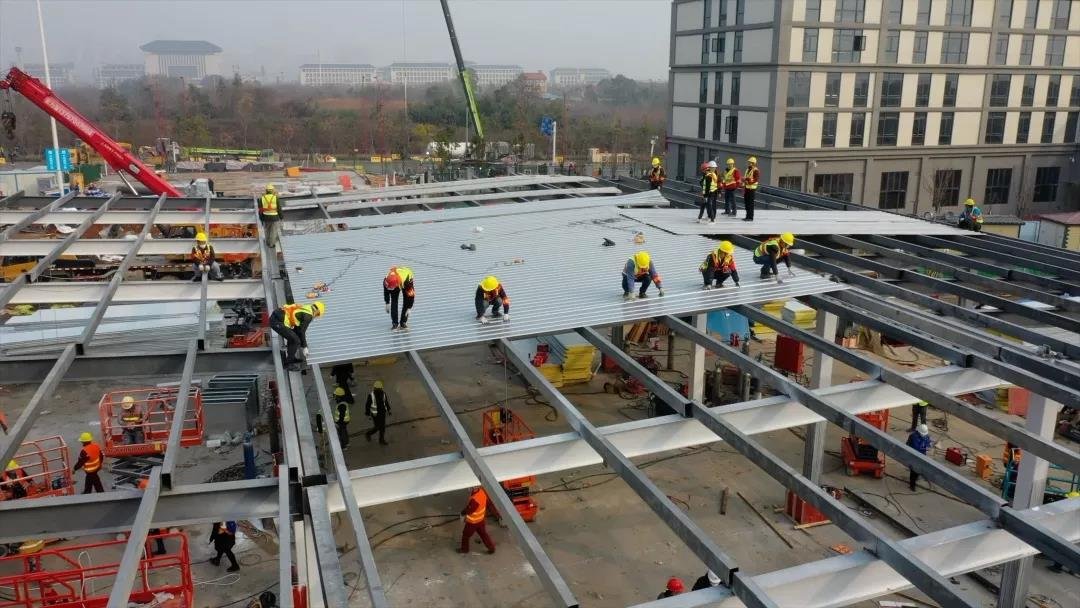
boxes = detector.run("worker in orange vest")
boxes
[0,409,8,434]
[742,156,760,222]
[190,232,224,282]
[73,431,105,493]
[700,241,740,289]
[1,460,29,499]
[458,487,501,554]
[720,158,742,217]
[475,276,510,324]
[137,478,168,555]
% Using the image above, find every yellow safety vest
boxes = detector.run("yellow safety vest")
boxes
[722,168,738,187]
[755,239,780,257]
[744,167,759,190]
[336,400,351,423]
[260,193,279,216]
[282,304,314,329]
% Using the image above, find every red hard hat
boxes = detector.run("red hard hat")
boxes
[384,268,401,289]
[700,162,710,172]
[667,577,685,593]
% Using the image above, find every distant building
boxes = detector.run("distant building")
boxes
[521,71,549,96]
[299,64,376,87]
[468,64,523,88]
[94,64,145,88]
[140,40,223,79]
[24,63,75,87]
[549,67,612,88]
[386,62,455,86]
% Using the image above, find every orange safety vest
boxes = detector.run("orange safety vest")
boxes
[260,193,279,216]
[83,443,103,473]
[282,303,314,329]
[465,489,489,524]
[191,244,214,263]
[744,167,759,190]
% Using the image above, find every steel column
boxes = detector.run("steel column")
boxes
[106,467,162,608]
[689,314,707,402]
[159,339,198,489]
[803,311,837,482]
[0,344,77,468]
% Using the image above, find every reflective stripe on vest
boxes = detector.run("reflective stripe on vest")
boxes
[83,443,102,473]
[702,173,718,194]
[282,304,313,329]
[744,168,759,190]
[260,193,279,216]
[337,400,351,423]
[723,168,737,186]
[192,245,213,263]
[465,489,488,524]
[754,239,779,257]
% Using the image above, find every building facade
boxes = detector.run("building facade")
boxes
[140,40,223,79]
[522,72,550,96]
[24,63,75,87]
[667,0,1080,215]
[299,64,376,87]
[469,64,524,88]
[94,64,145,88]
[550,67,612,88]
[386,62,455,86]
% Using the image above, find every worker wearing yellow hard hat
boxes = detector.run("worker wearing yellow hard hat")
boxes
[742,156,760,222]
[270,300,326,369]
[648,156,666,190]
[74,431,105,494]
[958,197,983,232]
[365,380,391,445]
[700,240,740,289]
[475,276,510,324]
[383,266,416,331]
[753,233,796,282]
[623,250,664,300]
[191,232,224,282]
[333,385,352,449]
[720,158,742,217]
[119,395,146,446]
[260,184,281,248]
[1,459,28,499]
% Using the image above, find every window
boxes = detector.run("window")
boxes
[850,112,867,146]
[676,144,686,181]
[877,112,899,145]
[698,108,707,139]
[1052,0,1072,28]
[784,112,808,147]
[885,0,903,24]
[703,0,711,24]
[1024,0,1038,27]
[943,74,958,107]
[702,36,711,63]
[990,74,1011,107]
[1021,74,1036,107]
[853,73,870,107]
[913,31,928,64]
[1066,112,1079,143]
[725,114,739,143]
[985,168,1012,205]
[912,112,927,145]
[939,112,955,145]
[731,72,741,105]
[787,72,811,106]
[883,30,900,63]
[825,73,841,107]
[733,32,743,62]
[985,111,1007,143]
[700,72,708,102]
[879,171,909,210]
[1047,75,1061,106]
[803,28,820,62]
[934,170,962,207]
[1017,111,1031,143]
[946,0,973,26]
[719,0,728,24]
[996,0,1013,28]
[881,73,903,107]
[994,35,1009,65]
[916,73,931,107]
[714,71,724,105]
[805,0,821,22]
[1042,113,1057,143]
[941,33,969,64]
[822,112,838,147]
[1047,36,1066,66]
[779,176,803,191]
[1034,167,1060,202]
[735,0,745,24]
[713,36,726,62]
[836,0,865,22]
[916,0,931,24]
[1072,77,1080,106]
[813,173,854,200]
[696,147,706,172]
[713,107,724,141]
[1019,35,1034,65]
[833,29,863,62]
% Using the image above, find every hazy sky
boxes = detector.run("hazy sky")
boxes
[0,0,672,82]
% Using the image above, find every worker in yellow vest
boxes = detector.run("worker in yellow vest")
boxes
[383,266,416,331]
[698,161,719,224]
[648,157,666,190]
[958,198,983,232]
[754,233,795,282]
[259,184,282,248]
[459,487,501,554]
[742,156,760,222]
[334,386,351,448]
[190,232,224,282]
[269,301,326,368]
[720,158,742,217]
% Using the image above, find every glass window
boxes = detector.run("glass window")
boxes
[813,173,854,200]
[885,0,903,24]
[703,0,711,24]
[883,30,900,63]
[713,36,726,62]
[1047,75,1061,106]
[1065,111,1079,143]
[787,72,811,106]
[916,0,931,24]
[784,112,808,147]
[1017,111,1031,143]
[1052,0,1072,28]
[1047,36,1066,66]
[822,112,838,147]
[702,36,711,63]
[1034,167,1060,202]
[700,73,709,102]
[832,29,863,62]
[853,73,870,107]
[912,112,927,145]
[939,111,954,145]
[1021,74,1036,107]
[714,71,724,105]
[879,171,909,210]
[934,169,962,207]
[990,74,1011,107]
[850,112,867,146]
[994,35,1009,65]
[946,0,973,26]
[985,111,1007,143]
[676,144,686,181]
[943,74,958,107]
[1072,77,1080,106]
[719,0,728,24]
[985,168,1012,205]
[913,31,928,64]
[698,108,707,139]
[1024,0,1038,27]
[916,73,931,107]
[825,73,841,107]
[1019,35,1034,65]
[805,0,821,21]
[1042,113,1057,143]
[713,108,724,140]
[735,0,745,24]
[836,0,865,22]
[778,176,803,191]
[726,114,739,143]
[941,33,969,64]
[803,28,820,62]
[731,72,741,105]
[881,72,903,107]
[996,0,1013,28]
[877,112,899,145]
[733,32,743,62]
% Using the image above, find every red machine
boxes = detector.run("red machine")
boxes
[481,406,539,521]
[98,387,205,458]
[0,67,182,197]
[840,409,889,478]
[0,532,193,608]
[1,437,74,503]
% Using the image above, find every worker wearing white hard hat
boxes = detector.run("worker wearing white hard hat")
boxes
[906,424,932,491]
[119,395,146,446]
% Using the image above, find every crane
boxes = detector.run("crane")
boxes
[0,67,182,197]
[439,0,484,158]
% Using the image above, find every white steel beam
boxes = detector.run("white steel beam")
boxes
[0,190,76,241]
[0,209,256,226]
[0,237,259,256]
[321,187,620,214]
[8,279,264,305]
[106,468,162,608]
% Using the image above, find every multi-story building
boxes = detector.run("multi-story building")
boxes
[386,62,455,86]
[550,67,612,88]
[299,63,376,87]
[94,64,145,88]
[468,64,524,88]
[522,72,550,96]
[666,0,1080,214]
[24,63,75,87]
[140,40,223,79]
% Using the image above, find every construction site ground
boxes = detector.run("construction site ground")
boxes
[4,328,1077,607]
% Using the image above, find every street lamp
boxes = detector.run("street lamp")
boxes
[35,0,65,194]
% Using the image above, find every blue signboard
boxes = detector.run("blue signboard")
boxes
[43,147,72,171]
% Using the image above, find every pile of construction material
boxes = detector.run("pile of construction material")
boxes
[512,333,598,388]
[750,300,817,336]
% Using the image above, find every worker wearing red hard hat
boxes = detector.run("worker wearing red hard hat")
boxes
[190,232,224,282]
[269,301,326,369]
[383,266,415,331]
[657,577,686,599]
[623,251,664,300]
[754,233,796,282]
[720,158,742,217]
[73,431,105,494]
[698,161,719,224]
[475,276,510,324]
[700,241,740,289]
[459,487,502,554]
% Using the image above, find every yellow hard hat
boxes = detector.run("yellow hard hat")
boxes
[480,276,499,292]
[964,198,976,206]
[718,240,734,254]
[748,156,757,164]
[1067,490,1080,498]
[634,251,651,269]
[6,460,18,471]
[780,232,795,246]
[121,395,136,409]
[651,157,660,167]
[79,432,93,443]
[726,158,735,165]
[374,380,384,389]
[333,387,345,397]
[265,184,275,193]
[311,301,326,315]
[195,232,208,243]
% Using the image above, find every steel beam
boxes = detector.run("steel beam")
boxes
[0,347,272,384]
[951,234,1080,279]
[8,279,265,305]
[107,467,162,608]
[979,232,1080,265]
[159,340,198,489]
[0,237,260,257]
[409,351,579,608]
[0,344,77,469]
[0,190,76,241]
[278,465,295,608]
[0,209,256,226]
[908,235,1080,283]
[305,486,351,607]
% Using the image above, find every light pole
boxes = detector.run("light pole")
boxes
[35,0,65,193]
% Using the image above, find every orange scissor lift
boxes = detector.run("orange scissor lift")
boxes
[0,436,74,503]
[481,406,539,521]
[0,532,194,608]
[98,387,205,458]
[840,409,890,478]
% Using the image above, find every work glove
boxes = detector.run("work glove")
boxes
[200,264,209,272]
[302,347,310,358]
[658,289,665,297]
[385,303,390,313]
[478,316,489,324]
[502,313,511,322]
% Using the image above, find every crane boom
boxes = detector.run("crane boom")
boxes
[0,67,182,197]
[439,0,484,143]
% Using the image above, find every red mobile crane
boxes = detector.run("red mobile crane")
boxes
[0,67,182,197]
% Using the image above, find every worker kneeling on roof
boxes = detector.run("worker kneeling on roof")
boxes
[269,301,325,369]
[475,276,510,324]
[623,251,664,300]
[383,266,415,331]
[701,241,739,289]
[754,233,796,282]
[958,198,983,232]
[190,232,224,282]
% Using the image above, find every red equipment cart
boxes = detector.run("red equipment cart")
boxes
[840,409,890,478]
[481,406,539,521]
[98,387,205,458]
[0,436,74,502]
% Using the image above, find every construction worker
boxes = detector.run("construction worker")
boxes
[700,241,740,289]
[334,386,351,448]
[209,521,241,572]
[459,486,501,554]
[119,395,145,446]
[475,276,510,324]
[698,161,719,223]
[364,380,391,445]
[958,198,983,232]
[648,157,666,190]
[331,363,355,404]
[383,266,415,331]
[259,184,281,248]
[268,301,326,369]
[720,158,742,217]
[909,400,929,432]
[754,233,795,281]
[73,431,105,494]
[0,409,8,434]
[742,156,760,221]
[1,460,28,499]
[622,251,664,300]
[190,232,224,282]
[692,570,722,591]
[137,478,168,555]
[657,577,686,599]
[906,424,932,491]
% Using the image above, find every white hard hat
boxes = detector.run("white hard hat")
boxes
[707,160,718,168]
[707,570,721,585]
[917,424,929,436]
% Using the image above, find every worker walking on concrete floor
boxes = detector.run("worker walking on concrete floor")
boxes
[383,266,416,331]
[73,432,105,494]
[909,400,929,432]
[1,460,28,499]
[720,158,742,217]
[623,251,664,300]
[364,381,391,445]
[331,362,355,395]
[475,276,511,324]
[190,232,224,282]
[906,424,932,491]
[698,161,718,223]
[268,301,325,369]
[692,570,721,591]
[657,577,685,599]
[648,157,666,190]
[119,395,145,445]
[742,156,760,221]
[334,387,351,448]
[209,521,240,572]
[958,198,983,232]
[459,487,501,554]
[754,233,795,282]
[700,241,740,289]
[259,184,281,248]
